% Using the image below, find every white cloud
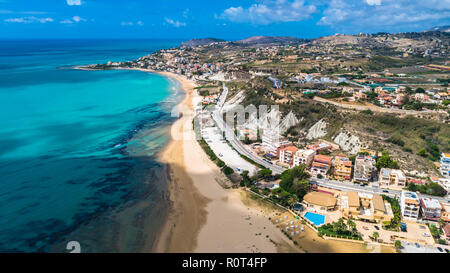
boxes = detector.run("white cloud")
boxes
[120,21,144,26]
[4,16,54,23]
[66,0,82,6]
[60,16,86,24]
[220,0,316,24]
[365,0,382,5]
[72,15,86,22]
[60,19,73,24]
[318,0,450,31]
[0,10,47,15]
[164,18,186,27]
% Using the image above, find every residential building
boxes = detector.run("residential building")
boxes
[353,156,376,183]
[333,155,352,181]
[262,129,291,153]
[306,143,332,153]
[400,191,420,220]
[420,198,443,221]
[275,141,294,158]
[353,91,367,100]
[302,191,337,211]
[292,149,315,168]
[310,155,331,177]
[379,168,407,188]
[444,224,450,240]
[279,146,299,167]
[268,76,282,89]
[341,191,393,223]
[440,153,450,178]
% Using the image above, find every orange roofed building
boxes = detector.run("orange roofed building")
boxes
[310,155,331,177]
[333,155,352,181]
[279,146,299,167]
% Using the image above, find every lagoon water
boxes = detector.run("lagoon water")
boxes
[0,39,182,252]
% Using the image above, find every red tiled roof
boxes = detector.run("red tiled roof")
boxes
[281,146,299,153]
[444,224,450,237]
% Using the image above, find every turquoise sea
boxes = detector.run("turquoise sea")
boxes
[0,39,183,252]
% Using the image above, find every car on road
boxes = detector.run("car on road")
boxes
[415,243,420,248]
[218,153,223,157]
[423,233,430,237]
[437,247,444,252]
[360,184,366,187]
[382,190,389,193]
[374,226,380,230]
[445,249,449,253]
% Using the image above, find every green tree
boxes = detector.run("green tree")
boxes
[258,168,273,180]
[376,151,399,170]
[394,240,402,251]
[372,231,379,241]
[279,164,311,201]
[417,148,428,157]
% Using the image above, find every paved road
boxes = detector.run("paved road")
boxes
[210,84,285,174]
[208,84,450,202]
[310,177,450,202]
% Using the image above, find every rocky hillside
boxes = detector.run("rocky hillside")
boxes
[181,38,226,47]
[234,36,309,46]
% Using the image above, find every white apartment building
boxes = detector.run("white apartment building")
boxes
[400,191,420,220]
[420,198,443,220]
[293,149,316,168]
[379,168,407,188]
[279,146,299,167]
[261,129,282,152]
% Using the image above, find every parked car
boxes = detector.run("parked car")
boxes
[423,233,430,237]
[374,226,380,230]
[382,190,389,193]
[437,247,444,252]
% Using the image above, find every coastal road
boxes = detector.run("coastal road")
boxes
[310,177,450,202]
[210,84,285,174]
[209,84,450,201]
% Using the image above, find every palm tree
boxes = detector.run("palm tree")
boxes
[438,219,445,230]
[372,231,379,242]
[347,219,357,236]
[394,240,402,252]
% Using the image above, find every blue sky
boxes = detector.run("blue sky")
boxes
[0,0,449,39]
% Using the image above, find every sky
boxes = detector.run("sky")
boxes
[0,0,449,40]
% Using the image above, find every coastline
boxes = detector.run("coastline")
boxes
[145,69,301,253]
[76,65,395,253]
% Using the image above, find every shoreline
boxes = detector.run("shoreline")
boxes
[77,65,395,253]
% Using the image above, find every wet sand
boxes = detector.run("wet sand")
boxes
[78,66,395,253]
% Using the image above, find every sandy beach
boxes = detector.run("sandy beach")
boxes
[77,65,395,253]
[150,70,302,253]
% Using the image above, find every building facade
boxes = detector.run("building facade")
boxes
[420,198,443,220]
[279,146,299,167]
[400,191,420,220]
[379,168,407,188]
[333,155,352,181]
[440,153,450,178]
[353,156,375,183]
[310,155,331,177]
[341,191,393,223]
[292,149,315,168]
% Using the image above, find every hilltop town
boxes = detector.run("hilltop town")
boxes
[83,29,450,252]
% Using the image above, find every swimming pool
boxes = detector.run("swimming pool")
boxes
[304,212,325,226]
